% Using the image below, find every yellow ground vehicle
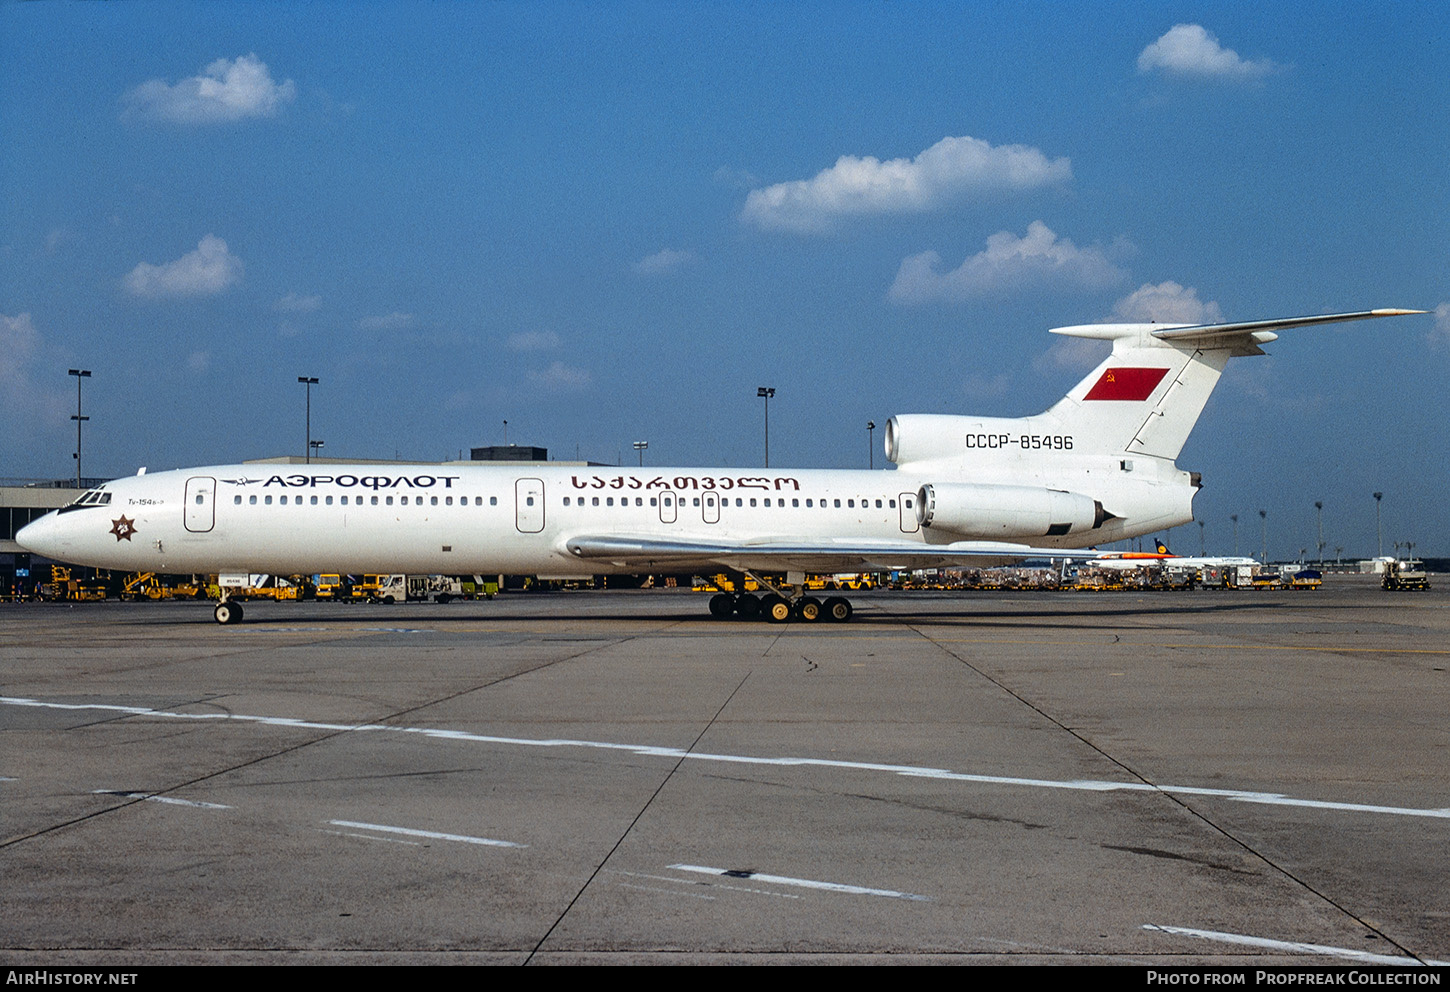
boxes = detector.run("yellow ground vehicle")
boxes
[121,572,208,600]
[212,574,307,601]
[40,565,107,601]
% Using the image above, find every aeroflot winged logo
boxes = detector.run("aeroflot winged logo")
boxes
[1083,367,1169,401]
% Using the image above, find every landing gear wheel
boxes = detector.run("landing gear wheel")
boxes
[794,596,822,622]
[708,593,735,619]
[762,594,791,623]
[734,593,761,619]
[214,601,243,625]
[823,596,852,623]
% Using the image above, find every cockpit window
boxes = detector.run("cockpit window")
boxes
[59,488,111,513]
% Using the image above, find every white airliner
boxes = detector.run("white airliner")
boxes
[18,308,1421,624]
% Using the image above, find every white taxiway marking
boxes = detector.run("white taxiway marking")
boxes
[1143,925,1450,966]
[612,869,800,900]
[92,790,231,809]
[328,819,526,848]
[320,828,422,846]
[670,864,929,901]
[7,697,1448,822]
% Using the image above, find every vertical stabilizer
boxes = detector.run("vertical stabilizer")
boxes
[1045,324,1236,459]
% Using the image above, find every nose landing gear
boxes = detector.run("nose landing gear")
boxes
[213,599,244,624]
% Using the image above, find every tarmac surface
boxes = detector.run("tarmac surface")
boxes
[2,575,1447,965]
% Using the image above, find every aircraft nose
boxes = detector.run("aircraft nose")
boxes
[16,510,65,558]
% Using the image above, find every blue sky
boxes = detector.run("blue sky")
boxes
[2,2,1446,558]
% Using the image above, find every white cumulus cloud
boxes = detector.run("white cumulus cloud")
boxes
[124,235,243,298]
[742,135,1072,233]
[528,362,591,391]
[633,248,694,275]
[1110,281,1223,324]
[507,330,561,352]
[123,54,297,123]
[1138,25,1279,81]
[888,221,1125,304]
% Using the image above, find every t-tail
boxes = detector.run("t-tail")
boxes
[886,309,1422,546]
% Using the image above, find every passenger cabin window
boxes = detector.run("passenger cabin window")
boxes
[234,495,241,505]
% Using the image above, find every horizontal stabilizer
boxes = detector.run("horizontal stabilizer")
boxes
[1050,308,1423,343]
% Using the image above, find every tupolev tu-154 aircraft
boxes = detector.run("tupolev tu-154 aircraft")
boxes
[18,308,1422,624]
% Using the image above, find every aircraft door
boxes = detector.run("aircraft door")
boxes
[515,478,545,533]
[702,490,720,524]
[898,492,919,533]
[184,477,216,533]
[658,490,677,524]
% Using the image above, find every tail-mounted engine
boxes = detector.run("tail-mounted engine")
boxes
[917,482,1109,539]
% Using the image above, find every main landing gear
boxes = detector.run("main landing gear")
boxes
[707,591,854,624]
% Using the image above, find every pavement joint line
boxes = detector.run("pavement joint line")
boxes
[887,614,1433,965]
[523,669,753,964]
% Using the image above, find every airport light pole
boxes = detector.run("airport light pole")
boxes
[1373,492,1383,557]
[867,421,876,470]
[1258,509,1268,564]
[1230,514,1238,556]
[68,369,91,489]
[298,377,318,463]
[633,440,648,466]
[1315,501,1324,565]
[757,386,775,468]
[503,420,508,446]
[1199,519,1206,556]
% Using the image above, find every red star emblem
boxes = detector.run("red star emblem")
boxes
[109,515,137,542]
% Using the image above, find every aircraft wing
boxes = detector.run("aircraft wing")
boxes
[564,536,1101,573]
